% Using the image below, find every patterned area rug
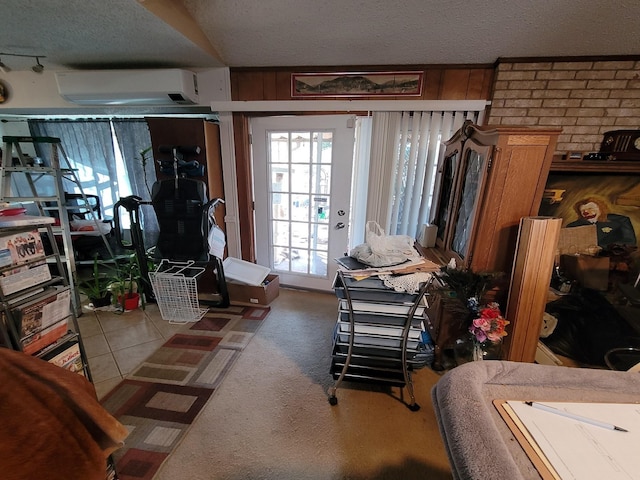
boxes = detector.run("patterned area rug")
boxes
[101,305,271,480]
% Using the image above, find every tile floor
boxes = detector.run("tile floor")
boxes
[76,300,189,399]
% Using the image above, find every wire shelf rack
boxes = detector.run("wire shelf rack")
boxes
[149,260,208,324]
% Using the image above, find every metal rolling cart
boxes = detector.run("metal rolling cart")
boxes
[328,269,433,411]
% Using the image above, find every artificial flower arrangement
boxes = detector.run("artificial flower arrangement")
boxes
[467,299,509,345]
[439,260,509,356]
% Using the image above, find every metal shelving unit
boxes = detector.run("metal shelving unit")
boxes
[327,270,433,411]
[1,135,115,313]
[0,220,92,380]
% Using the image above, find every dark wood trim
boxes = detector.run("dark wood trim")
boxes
[230,63,495,73]
[496,55,640,65]
[550,160,640,173]
[232,113,256,262]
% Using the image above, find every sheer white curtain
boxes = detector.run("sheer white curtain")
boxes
[29,119,159,246]
[29,120,120,211]
[363,108,485,239]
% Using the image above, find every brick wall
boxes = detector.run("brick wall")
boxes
[486,59,640,154]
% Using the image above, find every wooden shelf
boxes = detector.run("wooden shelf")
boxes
[551,160,640,173]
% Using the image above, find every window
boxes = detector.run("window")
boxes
[358,108,485,242]
[28,119,159,245]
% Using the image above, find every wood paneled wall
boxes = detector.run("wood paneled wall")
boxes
[230,65,494,101]
[229,65,494,261]
[146,118,226,232]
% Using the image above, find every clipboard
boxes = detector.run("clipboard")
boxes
[494,399,640,480]
[493,399,561,480]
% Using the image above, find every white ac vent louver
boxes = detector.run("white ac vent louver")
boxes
[55,69,199,106]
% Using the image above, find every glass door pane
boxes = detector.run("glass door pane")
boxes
[251,115,355,291]
[269,131,332,276]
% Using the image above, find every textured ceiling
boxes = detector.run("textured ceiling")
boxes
[0,0,638,72]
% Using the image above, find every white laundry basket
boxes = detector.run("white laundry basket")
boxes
[149,260,208,324]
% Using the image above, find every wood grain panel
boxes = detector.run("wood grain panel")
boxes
[234,71,266,100]
[440,69,472,100]
[232,113,256,261]
[262,71,279,100]
[422,69,444,99]
[204,121,226,232]
[146,117,207,183]
[276,71,292,99]
[504,217,562,362]
[467,69,492,99]
[231,65,494,101]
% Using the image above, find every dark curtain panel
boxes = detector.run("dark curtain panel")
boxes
[112,119,159,247]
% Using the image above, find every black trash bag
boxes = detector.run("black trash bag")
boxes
[542,287,639,367]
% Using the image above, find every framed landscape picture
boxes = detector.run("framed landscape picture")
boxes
[291,71,424,98]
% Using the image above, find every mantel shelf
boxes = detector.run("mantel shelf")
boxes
[550,161,640,173]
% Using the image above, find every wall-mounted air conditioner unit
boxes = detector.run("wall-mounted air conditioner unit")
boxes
[55,69,199,106]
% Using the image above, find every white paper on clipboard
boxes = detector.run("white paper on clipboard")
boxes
[506,401,640,480]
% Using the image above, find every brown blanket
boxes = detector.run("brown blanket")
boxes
[0,348,128,480]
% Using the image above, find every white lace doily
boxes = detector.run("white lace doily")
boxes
[379,272,433,293]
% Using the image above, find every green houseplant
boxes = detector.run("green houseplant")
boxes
[109,254,146,311]
[78,256,116,307]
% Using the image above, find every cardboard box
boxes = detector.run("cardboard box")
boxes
[560,254,609,291]
[226,274,279,305]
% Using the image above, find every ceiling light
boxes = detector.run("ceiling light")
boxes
[32,57,44,73]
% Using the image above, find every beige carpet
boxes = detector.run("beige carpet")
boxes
[154,288,453,480]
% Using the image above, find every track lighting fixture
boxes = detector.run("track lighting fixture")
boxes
[0,57,10,74]
[0,53,46,73]
[32,57,44,73]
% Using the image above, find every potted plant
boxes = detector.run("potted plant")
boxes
[78,256,115,307]
[109,254,145,311]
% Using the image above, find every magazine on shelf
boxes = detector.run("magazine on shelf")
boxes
[0,229,51,296]
[0,229,46,267]
[14,288,71,355]
[41,336,83,374]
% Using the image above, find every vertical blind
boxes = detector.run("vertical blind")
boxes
[365,108,485,239]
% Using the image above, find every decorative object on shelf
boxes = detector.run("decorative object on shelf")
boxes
[454,333,503,363]
[453,302,508,364]
[438,260,502,304]
[438,261,508,364]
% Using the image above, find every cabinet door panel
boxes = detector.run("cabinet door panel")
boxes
[433,150,459,247]
[451,148,487,260]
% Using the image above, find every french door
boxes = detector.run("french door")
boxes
[251,115,355,291]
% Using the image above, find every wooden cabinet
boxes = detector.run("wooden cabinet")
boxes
[432,121,560,276]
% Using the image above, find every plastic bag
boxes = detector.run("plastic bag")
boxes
[350,221,416,267]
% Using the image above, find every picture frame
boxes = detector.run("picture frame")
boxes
[291,71,424,98]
